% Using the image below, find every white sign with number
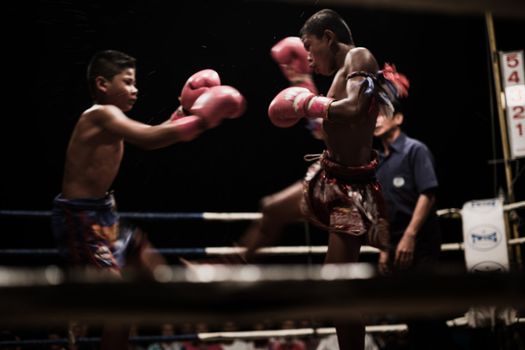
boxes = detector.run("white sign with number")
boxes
[499,51,525,159]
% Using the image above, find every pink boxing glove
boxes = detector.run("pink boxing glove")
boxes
[271,37,317,93]
[179,69,221,112]
[190,85,246,129]
[268,87,333,128]
[170,69,221,122]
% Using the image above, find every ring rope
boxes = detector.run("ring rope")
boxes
[0,210,262,221]
[0,324,455,347]
[436,200,525,218]
[1,265,523,326]
[1,238,523,257]
[2,318,525,347]
[1,201,522,221]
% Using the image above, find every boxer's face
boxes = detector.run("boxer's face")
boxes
[302,34,331,76]
[103,68,138,112]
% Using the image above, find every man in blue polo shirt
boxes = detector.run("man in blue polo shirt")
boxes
[374,100,440,271]
[374,100,458,349]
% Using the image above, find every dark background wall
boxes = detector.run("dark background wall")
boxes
[2,0,524,264]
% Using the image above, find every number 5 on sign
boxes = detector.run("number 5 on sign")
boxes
[500,50,525,158]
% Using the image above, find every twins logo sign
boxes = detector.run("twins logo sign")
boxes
[467,224,502,251]
[471,261,507,273]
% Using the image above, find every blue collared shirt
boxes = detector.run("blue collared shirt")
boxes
[376,132,438,232]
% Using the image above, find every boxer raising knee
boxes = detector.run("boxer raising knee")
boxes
[242,9,408,350]
[239,36,320,262]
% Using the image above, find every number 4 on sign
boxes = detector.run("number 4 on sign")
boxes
[508,71,520,83]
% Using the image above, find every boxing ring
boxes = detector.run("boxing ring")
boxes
[1,203,524,347]
[9,0,522,347]
[1,202,524,258]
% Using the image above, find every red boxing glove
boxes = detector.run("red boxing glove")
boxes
[179,69,221,111]
[190,85,246,128]
[268,87,333,128]
[171,115,205,142]
[271,37,310,77]
[271,37,317,93]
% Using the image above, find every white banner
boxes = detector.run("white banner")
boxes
[461,198,509,272]
[499,50,525,159]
